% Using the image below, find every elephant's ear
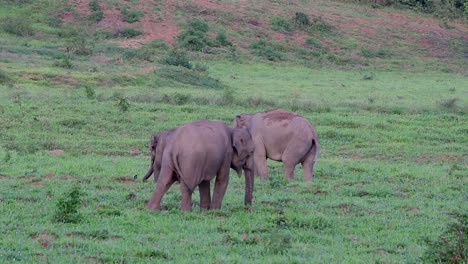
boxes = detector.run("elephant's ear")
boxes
[232,129,254,161]
[149,134,158,151]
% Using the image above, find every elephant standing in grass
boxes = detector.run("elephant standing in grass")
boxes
[145,120,255,211]
[233,109,320,181]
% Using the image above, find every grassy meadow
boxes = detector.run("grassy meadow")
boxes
[1,0,467,263]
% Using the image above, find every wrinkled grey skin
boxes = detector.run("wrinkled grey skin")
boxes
[233,109,320,181]
[146,120,255,211]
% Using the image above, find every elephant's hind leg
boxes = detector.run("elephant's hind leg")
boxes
[282,139,311,180]
[180,182,194,211]
[301,142,319,181]
[199,180,211,210]
[147,167,176,211]
[253,143,268,179]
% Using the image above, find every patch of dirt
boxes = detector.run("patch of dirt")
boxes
[129,146,141,154]
[28,181,44,186]
[61,175,78,180]
[416,153,465,163]
[49,149,65,155]
[408,207,420,213]
[19,175,36,181]
[45,173,56,179]
[351,153,363,159]
[51,76,80,87]
[84,257,99,263]
[0,175,9,180]
[115,176,135,184]
[31,233,57,248]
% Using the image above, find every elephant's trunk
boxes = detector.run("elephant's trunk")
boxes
[143,163,154,182]
[244,168,254,206]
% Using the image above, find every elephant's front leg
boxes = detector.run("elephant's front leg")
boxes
[198,180,211,210]
[211,165,230,209]
[180,182,194,211]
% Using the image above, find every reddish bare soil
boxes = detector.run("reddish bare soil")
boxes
[65,0,467,60]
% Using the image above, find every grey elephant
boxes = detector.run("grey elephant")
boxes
[146,120,255,211]
[233,109,320,181]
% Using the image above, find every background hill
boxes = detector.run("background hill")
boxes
[0,0,467,263]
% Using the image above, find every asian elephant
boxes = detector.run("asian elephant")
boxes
[146,120,255,211]
[233,109,320,181]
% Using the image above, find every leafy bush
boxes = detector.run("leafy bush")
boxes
[84,85,96,99]
[214,31,232,47]
[271,16,293,32]
[250,40,284,61]
[61,26,95,55]
[177,20,212,51]
[121,7,144,23]
[117,97,130,112]
[53,186,84,223]
[53,55,73,69]
[156,66,226,89]
[162,49,192,69]
[294,12,310,27]
[1,16,34,36]
[361,48,392,58]
[120,28,143,38]
[135,40,168,62]
[88,0,104,22]
[0,69,13,85]
[307,16,334,33]
[423,213,467,263]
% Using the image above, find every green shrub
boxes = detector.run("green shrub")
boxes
[214,31,232,46]
[0,69,14,85]
[422,213,467,263]
[361,48,392,58]
[308,16,334,33]
[53,55,74,69]
[53,186,84,223]
[250,40,284,61]
[88,0,104,22]
[84,85,96,99]
[294,12,310,27]
[117,97,130,112]
[162,49,192,69]
[62,26,95,55]
[121,7,144,23]
[120,28,143,38]
[1,16,34,36]
[135,40,168,62]
[177,20,212,51]
[271,16,293,32]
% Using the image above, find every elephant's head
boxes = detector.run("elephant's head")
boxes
[143,134,159,182]
[232,114,253,129]
[231,128,255,206]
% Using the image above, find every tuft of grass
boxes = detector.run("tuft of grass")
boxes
[177,20,212,51]
[121,7,144,23]
[270,16,293,32]
[117,97,130,112]
[88,0,104,22]
[439,97,460,110]
[120,28,143,38]
[84,85,96,99]
[0,69,14,85]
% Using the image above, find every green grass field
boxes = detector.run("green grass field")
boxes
[1,0,467,263]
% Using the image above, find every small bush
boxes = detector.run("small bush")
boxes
[250,40,284,61]
[271,16,293,32]
[53,55,73,69]
[439,97,460,110]
[135,40,168,62]
[308,16,334,33]
[63,27,95,55]
[362,71,375,80]
[53,186,84,223]
[84,85,96,99]
[121,8,144,23]
[361,48,392,58]
[1,16,34,37]
[294,12,310,27]
[423,213,467,263]
[162,49,192,69]
[117,97,130,112]
[177,20,212,51]
[0,69,14,85]
[120,28,143,38]
[214,31,232,47]
[88,0,104,22]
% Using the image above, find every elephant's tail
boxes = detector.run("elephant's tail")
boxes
[310,138,320,162]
